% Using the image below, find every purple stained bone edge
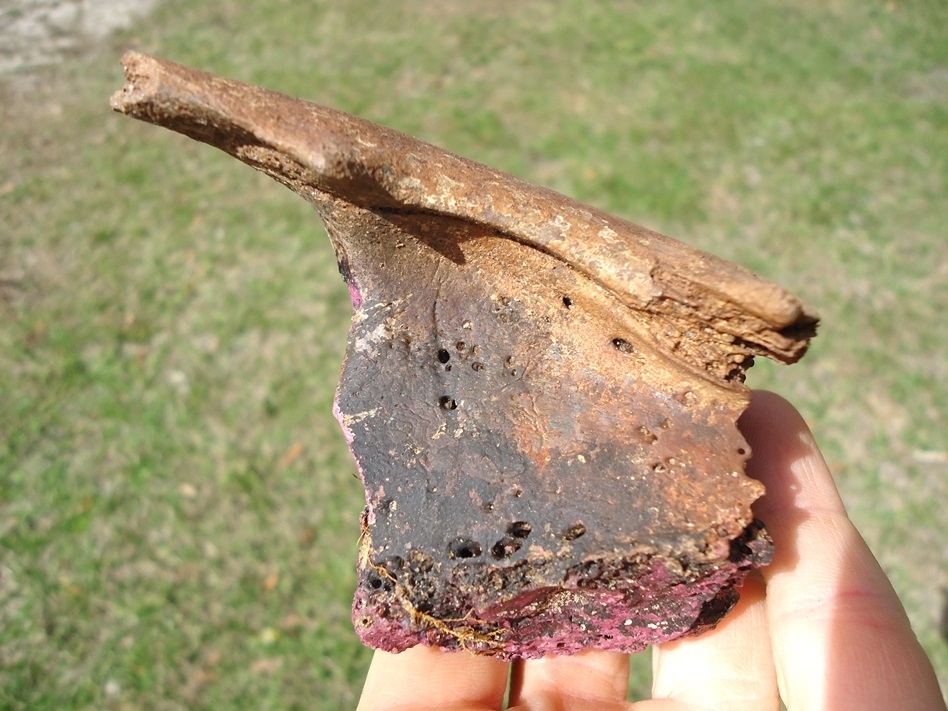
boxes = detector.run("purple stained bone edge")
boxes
[351,554,751,659]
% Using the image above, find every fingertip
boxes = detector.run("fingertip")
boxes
[740,391,946,710]
[740,389,846,525]
[507,649,630,709]
[650,572,778,710]
[357,645,508,710]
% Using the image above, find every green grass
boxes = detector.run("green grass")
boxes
[2,0,947,707]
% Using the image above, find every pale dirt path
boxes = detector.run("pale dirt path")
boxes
[0,0,158,74]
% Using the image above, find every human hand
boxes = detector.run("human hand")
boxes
[356,391,946,710]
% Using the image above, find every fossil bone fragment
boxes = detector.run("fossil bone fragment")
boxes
[111,52,818,659]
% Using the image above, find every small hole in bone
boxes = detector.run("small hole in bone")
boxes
[491,537,522,559]
[437,349,451,364]
[508,521,532,538]
[439,396,458,410]
[563,522,586,540]
[562,295,573,308]
[612,338,634,352]
[725,366,747,383]
[448,539,482,559]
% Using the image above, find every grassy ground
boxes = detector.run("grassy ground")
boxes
[2,0,946,708]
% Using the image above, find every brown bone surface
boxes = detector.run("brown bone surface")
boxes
[111,52,818,659]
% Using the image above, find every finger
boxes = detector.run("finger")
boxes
[508,649,630,710]
[647,572,779,711]
[741,391,946,711]
[356,645,508,711]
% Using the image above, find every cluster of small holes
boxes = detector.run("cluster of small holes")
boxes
[365,573,393,592]
[437,340,492,379]
[490,521,532,560]
[364,556,405,592]
[504,355,518,378]
[480,521,590,559]
[437,338,539,381]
